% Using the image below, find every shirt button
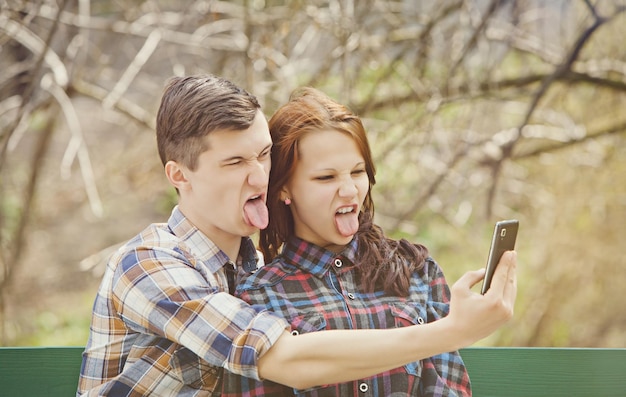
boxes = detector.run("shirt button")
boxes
[359,382,369,392]
[291,330,299,336]
[417,316,425,325]
[334,258,343,268]
[347,293,355,300]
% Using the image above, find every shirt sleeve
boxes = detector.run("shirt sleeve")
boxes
[422,257,472,397]
[220,269,296,396]
[111,246,289,380]
[426,257,452,320]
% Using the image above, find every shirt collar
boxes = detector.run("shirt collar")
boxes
[280,235,358,278]
[167,206,259,274]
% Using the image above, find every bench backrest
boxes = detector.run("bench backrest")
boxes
[0,346,83,396]
[461,347,626,396]
[1,347,625,396]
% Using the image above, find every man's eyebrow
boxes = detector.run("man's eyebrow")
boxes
[221,143,272,162]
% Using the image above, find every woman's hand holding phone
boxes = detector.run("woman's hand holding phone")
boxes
[445,224,518,348]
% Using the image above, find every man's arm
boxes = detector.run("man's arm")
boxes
[111,248,289,380]
[257,251,517,390]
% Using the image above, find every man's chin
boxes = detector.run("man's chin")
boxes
[241,223,261,236]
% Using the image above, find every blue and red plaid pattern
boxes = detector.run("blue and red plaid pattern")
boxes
[221,236,471,396]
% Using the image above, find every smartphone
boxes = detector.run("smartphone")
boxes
[481,219,519,294]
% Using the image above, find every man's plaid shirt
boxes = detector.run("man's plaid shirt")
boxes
[77,206,288,396]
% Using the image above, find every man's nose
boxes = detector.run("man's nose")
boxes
[248,161,269,187]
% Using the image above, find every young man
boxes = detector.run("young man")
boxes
[77,75,517,396]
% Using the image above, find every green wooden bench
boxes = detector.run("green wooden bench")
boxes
[0,346,625,396]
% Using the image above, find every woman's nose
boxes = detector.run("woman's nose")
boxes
[338,177,358,197]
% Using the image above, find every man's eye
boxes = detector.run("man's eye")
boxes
[226,160,243,166]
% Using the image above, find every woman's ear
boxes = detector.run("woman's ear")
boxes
[279,186,291,202]
[165,161,190,192]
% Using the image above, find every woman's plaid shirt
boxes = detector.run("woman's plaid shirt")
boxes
[221,236,471,396]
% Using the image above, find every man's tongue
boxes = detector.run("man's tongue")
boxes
[244,199,269,229]
[335,212,359,237]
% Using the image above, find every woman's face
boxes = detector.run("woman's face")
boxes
[282,129,370,252]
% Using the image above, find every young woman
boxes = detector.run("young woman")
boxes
[221,87,514,396]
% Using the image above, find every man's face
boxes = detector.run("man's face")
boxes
[177,110,272,247]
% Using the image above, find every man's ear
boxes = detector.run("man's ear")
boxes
[165,160,190,191]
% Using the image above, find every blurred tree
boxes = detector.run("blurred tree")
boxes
[0,0,624,346]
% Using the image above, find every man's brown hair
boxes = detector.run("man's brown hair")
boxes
[156,74,261,170]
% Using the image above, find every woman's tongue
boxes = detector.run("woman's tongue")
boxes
[335,211,359,237]
[244,198,269,229]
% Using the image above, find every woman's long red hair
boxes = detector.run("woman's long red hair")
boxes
[260,87,428,296]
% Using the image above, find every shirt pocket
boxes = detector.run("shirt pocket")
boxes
[169,345,223,391]
[286,312,332,395]
[390,302,427,378]
[288,311,327,335]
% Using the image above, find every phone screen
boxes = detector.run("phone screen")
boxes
[481,220,518,294]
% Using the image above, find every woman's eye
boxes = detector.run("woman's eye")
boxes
[352,169,366,175]
[315,175,333,181]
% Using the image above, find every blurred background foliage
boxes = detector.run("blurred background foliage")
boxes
[1,0,625,348]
